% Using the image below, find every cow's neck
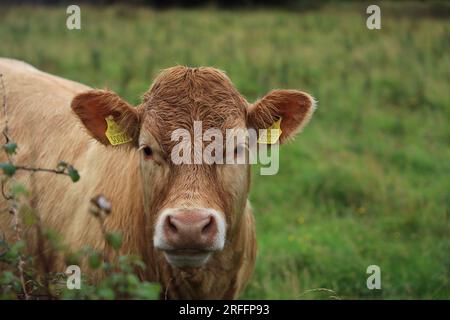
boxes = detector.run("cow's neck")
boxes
[91,148,147,258]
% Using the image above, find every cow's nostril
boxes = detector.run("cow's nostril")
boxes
[167,216,178,233]
[201,217,214,235]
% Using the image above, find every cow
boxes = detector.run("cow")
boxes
[0,58,315,299]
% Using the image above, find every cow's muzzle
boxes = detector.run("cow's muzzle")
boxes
[153,208,226,268]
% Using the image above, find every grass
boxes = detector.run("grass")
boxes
[0,2,449,299]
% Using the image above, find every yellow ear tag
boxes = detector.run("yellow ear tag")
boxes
[105,116,132,146]
[258,117,282,144]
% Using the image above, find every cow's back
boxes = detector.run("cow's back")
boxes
[0,58,92,166]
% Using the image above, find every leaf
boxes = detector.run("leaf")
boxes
[67,166,80,182]
[97,287,115,300]
[105,232,122,250]
[6,240,26,259]
[65,252,81,266]
[3,142,17,155]
[126,274,139,287]
[42,228,63,249]
[134,283,160,300]
[56,161,68,171]
[131,259,146,270]
[0,271,16,285]
[20,206,36,227]
[89,252,102,269]
[0,162,16,177]
[11,182,29,197]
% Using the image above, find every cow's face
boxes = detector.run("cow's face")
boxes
[72,66,315,268]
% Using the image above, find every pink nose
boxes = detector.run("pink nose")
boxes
[163,211,218,250]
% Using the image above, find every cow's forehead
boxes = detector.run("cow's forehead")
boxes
[141,66,248,147]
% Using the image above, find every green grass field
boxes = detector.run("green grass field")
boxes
[0,3,448,299]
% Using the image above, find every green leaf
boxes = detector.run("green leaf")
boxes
[97,287,115,300]
[12,280,22,293]
[5,240,25,259]
[0,162,16,176]
[21,206,36,227]
[0,271,15,284]
[67,166,80,182]
[65,252,81,266]
[105,232,122,250]
[134,282,160,300]
[11,182,29,197]
[126,274,140,287]
[42,228,63,249]
[57,161,68,169]
[89,252,102,269]
[131,259,146,270]
[3,142,17,155]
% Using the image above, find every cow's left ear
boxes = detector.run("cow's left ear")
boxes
[247,90,316,144]
[71,90,141,147]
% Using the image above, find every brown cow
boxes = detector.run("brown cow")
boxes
[0,58,315,299]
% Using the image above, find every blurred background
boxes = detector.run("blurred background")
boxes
[0,0,448,299]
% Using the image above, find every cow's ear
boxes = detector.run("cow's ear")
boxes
[71,90,141,147]
[247,90,316,144]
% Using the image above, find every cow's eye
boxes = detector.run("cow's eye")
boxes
[141,146,153,159]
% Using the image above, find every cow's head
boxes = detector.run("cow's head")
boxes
[71,66,315,268]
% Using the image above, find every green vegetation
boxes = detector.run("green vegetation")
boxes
[0,2,448,299]
[0,140,159,299]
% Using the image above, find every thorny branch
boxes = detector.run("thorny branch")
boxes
[0,72,29,299]
[29,175,55,299]
[15,165,73,176]
[1,74,11,146]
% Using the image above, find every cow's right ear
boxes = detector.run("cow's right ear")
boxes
[71,90,141,147]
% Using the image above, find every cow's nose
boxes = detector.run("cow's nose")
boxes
[163,211,218,249]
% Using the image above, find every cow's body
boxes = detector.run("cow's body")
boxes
[0,58,256,299]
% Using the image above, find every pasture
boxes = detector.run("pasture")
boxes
[0,2,448,299]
